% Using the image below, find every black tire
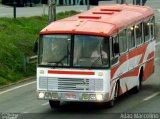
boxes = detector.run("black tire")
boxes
[49,100,60,108]
[108,98,115,108]
[132,79,142,93]
[108,81,119,107]
[132,69,143,93]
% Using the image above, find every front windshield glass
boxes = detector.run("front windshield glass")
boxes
[73,35,109,68]
[39,34,110,68]
[39,35,71,66]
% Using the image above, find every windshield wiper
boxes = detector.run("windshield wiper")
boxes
[46,54,69,66]
[53,54,70,66]
[90,57,101,68]
[52,39,71,67]
[54,43,71,66]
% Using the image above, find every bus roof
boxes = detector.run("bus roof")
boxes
[40,4,154,36]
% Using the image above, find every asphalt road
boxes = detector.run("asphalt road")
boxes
[0,1,160,119]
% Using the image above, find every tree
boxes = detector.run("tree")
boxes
[48,0,56,23]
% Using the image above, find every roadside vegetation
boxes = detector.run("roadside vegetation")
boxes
[0,11,79,86]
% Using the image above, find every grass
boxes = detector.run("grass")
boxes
[0,11,79,86]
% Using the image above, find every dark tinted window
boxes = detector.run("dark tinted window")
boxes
[119,30,127,53]
[128,27,135,49]
[135,24,143,45]
[150,17,155,39]
[143,21,150,42]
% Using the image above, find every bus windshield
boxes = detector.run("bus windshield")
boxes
[73,35,109,68]
[39,35,71,66]
[39,34,110,68]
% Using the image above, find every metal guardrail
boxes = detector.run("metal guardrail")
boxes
[27,55,37,64]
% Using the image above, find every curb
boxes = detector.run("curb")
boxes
[0,76,36,89]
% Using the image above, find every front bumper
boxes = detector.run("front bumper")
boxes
[37,91,110,102]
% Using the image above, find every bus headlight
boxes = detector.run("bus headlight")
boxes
[38,92,45,99]
[82,94,103,101]
[96,94,103,101]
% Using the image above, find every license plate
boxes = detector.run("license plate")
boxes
[64,93,76,99]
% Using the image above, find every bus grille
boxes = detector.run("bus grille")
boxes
[39,77,103,92]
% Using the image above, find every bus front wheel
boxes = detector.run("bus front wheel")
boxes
[108,81,119,107]
[49,100,60,108]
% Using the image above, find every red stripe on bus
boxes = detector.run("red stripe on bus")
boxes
[48,70,95,75]
[147,51,154,60]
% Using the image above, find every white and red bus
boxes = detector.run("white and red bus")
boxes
[36,4,155,108]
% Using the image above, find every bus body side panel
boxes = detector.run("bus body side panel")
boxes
[142,40,155,80]
[143,59,154,80]
[110,53,130,96]
[118,67,140,95]
[110,40,155,96]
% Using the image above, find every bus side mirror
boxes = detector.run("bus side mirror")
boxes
[33,40,38,53]
[114,42,119,54]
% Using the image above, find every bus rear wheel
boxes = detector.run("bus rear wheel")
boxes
[49,100,60,108]
[133,69,143,93]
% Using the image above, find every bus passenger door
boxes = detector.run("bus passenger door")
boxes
[110,36,120,79]
[111,30,128,78]
[110,35,128,95]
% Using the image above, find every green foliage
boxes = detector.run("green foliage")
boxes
[56,10,79,20]
[0,11,79,86]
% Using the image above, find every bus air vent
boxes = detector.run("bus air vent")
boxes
[92,11,114,15]
[100,8,122,12]
[78,15,101,19]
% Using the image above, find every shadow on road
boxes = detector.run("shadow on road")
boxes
[44,91,140,114]
[51,102,111,113]
[44,83,160,114]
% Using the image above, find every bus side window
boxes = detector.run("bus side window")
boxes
[135,23,143,46]
[128,26,135,50]
[143,20,150,42]
[119,30,127,53]
[150,17,155,39]
[111,36,119,65]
